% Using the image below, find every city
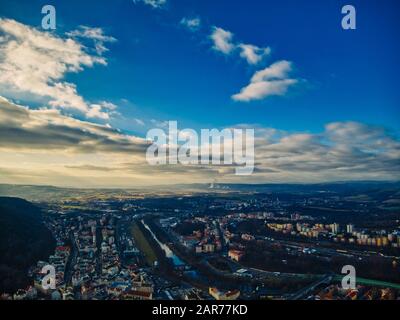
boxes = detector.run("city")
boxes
[1,182,399,300]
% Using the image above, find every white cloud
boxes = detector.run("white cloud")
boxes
[251,60,292,82]
[232,60,298,101]
[238,43,271,65]
[134,118,145,126]
[180,17,201,31]
[210,26,270,65]
[66,26,116,55]
[210,27,235,54]
[0,18,116,119]
[208,26,300,101]
[133,0,167,9]
[98,101,118,111]
[232,79,297,102]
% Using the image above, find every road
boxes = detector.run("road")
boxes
[290,274,333,300]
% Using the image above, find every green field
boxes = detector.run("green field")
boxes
[131,221,157,266]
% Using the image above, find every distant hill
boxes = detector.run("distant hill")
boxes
[181,181,400,195]
[0,181,399,202]
[0,184,94,202]
[0,184,146,202]
[0,197,55,293]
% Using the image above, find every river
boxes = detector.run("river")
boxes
[141,220,185,267]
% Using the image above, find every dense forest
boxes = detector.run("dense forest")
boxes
[0,197,55,293]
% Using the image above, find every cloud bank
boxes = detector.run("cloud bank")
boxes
[0,96,148,154]
[1,96,399,186]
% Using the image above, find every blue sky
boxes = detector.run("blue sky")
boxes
[2,0,399,133]
[0,0,399,186]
